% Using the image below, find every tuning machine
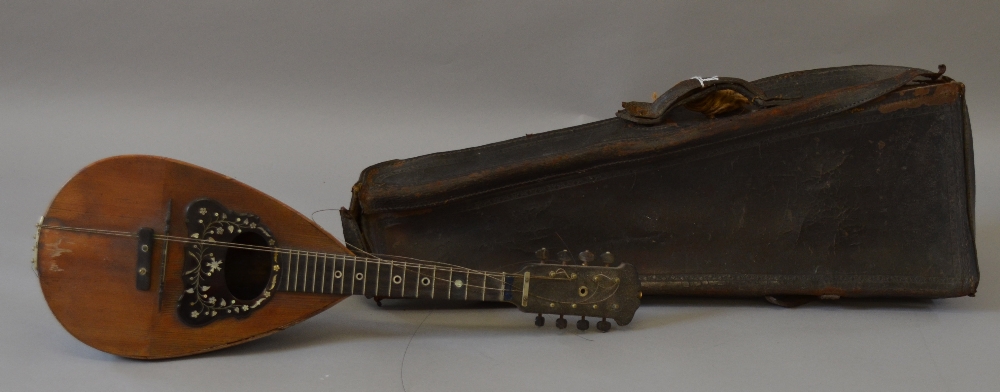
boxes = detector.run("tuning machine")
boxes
[557,250,572,265]
[596,318,611,332]
[601,251,615,266]
[555,315,567,329]
[535,248,548,263]
[532,315,613,332]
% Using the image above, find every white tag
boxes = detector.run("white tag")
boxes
[690,76,719,87]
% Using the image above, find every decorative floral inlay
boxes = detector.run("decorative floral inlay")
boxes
[177,199,279,327]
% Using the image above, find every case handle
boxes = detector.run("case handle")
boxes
[617,76,771,125]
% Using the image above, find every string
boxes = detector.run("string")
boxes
[309,208,340,222]
[287,247,519,294]
[342,243,514,294]
[38,224,522,291]
[356,249,525,289]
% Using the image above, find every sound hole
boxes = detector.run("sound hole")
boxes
[224,232,272,300]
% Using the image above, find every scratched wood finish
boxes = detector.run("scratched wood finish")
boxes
[37,156,348,359]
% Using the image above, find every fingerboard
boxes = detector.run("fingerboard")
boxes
[276,251,516,302]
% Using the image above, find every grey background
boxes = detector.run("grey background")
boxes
[2,1,998,391]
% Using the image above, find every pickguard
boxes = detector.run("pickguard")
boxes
[176,199,280,327]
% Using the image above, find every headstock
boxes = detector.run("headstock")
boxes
[514,249,641,332]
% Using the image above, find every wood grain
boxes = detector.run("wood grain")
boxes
[37,155,349,359]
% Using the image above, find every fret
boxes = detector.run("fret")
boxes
[350,256,357,294]
[296,251,304,292]
[340,256,347,294]
[330,255,344,294]
[283,251,291,290]
[431,266,436,299]
[464,271,470,300]
[292,250,300,291]
[330,254,338,294]
[300,251,307,292]
[382,262,390,296]
[286,251,292,291]
[310,252,317,292]
[308,253,314,292]
[448,268,453,300]
[363,257,371,296]
[300,252,306,292]
[380,260,390,298]
[361,257,369,296]
[401,262,407,297]
[303,252,310,292]
[320,253,327,293]
[387,261,395,296]
[295,251,303,292]
[334,254,340,294]
[392,261,402,297]
[408,263,421,298]
[500,272,505,301]
[330,255,337,294]
[332,255,338,294]
[300,251,308,292]
[359,257,368,296]
[315,254,322,292]
[481,272,487,301]
[303,252,313,293]
[310,253,318,292]
[371,259,380,297]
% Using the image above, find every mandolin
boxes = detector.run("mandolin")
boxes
[32,155,641,359]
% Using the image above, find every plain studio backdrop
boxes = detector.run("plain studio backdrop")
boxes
[1,2,998,391]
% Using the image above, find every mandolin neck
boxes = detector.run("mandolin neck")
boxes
[277,252,520,303]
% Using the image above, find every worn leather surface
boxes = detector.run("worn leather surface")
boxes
[342,65,978,299]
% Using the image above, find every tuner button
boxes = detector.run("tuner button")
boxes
[578,250,594,265]
[596,318,611,333]
[555,315,568,329]
[576,317,590,331]
[535,248,549,263]
[535,314,545,327]
[601,251,615,266]
[557,250,572,265]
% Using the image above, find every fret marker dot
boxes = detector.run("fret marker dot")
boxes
[334,271,343,279]
[454,280,464,288]
[392,275,402,284]
[355,273,364,281]
[421,277,431,286]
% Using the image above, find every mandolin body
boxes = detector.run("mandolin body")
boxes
[36,155,349,359]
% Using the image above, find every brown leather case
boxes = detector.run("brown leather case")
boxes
[341,65,978,302]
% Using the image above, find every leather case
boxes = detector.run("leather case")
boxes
[340,65,978,302]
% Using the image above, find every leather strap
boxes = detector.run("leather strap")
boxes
[617,65,937,125]
[618,76,768,124]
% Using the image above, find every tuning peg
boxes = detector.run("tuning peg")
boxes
[555,315,567,329]
[576,316,590,331]
[601,251,615,266]
[578,250,594,265]
[535,314,545,327]
[557,250,571,265]
[596,317,611,332]
[535,248,548,263]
